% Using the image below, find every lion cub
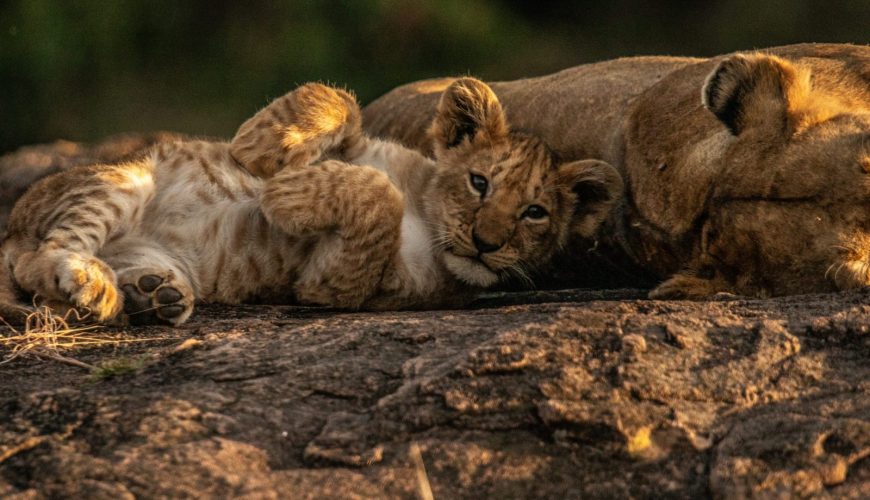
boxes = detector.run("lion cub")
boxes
[0,78,621,325]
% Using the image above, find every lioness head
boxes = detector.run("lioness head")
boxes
[700,52,870,294]
[423,78,622,287]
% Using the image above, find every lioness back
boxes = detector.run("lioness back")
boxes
[363,56,699,162]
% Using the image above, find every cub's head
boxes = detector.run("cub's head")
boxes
[423,78,622,287]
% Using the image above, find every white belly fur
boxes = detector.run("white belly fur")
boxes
[399,210,437,295]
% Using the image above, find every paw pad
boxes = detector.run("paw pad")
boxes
[121,272,193,325]
[138,274,163,292]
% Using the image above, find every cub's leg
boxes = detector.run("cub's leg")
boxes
[6,161,156,321]
[260,160,403,308]
[230,83,364,178]
[100,240,196,326]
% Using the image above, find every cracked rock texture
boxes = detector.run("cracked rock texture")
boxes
[1,139,869,498]
[1,291,869,499]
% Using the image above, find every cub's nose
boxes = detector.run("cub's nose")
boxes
[472,232,502,253]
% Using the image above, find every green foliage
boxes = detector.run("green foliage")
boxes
[0,0,867,153]
[90,355,147,381]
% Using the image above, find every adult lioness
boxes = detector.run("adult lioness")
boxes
[364,43,870,298]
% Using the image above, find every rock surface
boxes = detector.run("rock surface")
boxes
[1,139,869,498]
[1,289,869,498]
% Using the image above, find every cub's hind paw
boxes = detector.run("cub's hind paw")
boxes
[231,83,364,178]
[281,83,363,152]
[119,270,194,326]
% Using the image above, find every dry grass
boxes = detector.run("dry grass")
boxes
[410,442,435,500]
[0,305,163,374]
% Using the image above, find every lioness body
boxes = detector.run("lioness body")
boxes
[364,43,870,298]
[1,80,620,324]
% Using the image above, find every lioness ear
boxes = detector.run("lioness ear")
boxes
[429,77,508,154]
[558,159,623,238]
[702,53,813,136]
[231,83,362,178]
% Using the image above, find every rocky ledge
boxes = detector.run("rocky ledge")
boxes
[1,289,869,498]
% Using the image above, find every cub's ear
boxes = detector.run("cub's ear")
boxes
[231,83,363,178]
[558,159,623,238]
[429,77,508,154]
[702,53,814,136]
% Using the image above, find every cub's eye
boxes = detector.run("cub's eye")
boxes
[469,173,488,195]
[522,204,548,220]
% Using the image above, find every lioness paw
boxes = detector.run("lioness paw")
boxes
[649,273,732,300]
[231,83,363,178]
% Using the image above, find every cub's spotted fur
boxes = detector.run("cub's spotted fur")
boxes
[0,79,621,325]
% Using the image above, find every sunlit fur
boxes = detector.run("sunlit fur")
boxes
[649,53,870,298]
[365,45,870,300]
[0,80,621,325]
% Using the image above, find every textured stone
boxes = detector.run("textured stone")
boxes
[0,290,868,498]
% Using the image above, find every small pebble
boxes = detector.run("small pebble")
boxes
[622,334,647,356]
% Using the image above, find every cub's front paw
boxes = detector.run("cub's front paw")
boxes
[118,269,195,326]
[55,253,122,321]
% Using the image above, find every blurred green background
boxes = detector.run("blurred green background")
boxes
[1,0,867,153]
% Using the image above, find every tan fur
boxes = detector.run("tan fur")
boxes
[363,43,870,299]
[0,80,620,325]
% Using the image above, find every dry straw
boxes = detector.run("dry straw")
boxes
[410,442,435,500]
[0,304,163,371]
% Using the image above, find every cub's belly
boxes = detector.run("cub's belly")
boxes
[122,201,310,303]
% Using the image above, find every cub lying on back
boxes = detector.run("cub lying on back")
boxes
[0,78,621,325]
